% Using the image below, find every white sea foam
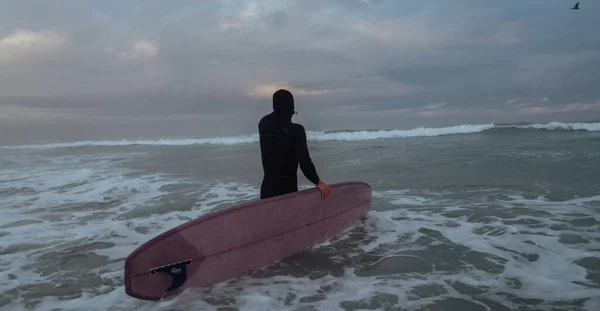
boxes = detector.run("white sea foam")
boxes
[0,155,268,311]
[1,153,599,311]
[3,121,599,149]
[380,190,599,301]
[0,136,260,149]
[1,124,494,149]
[509,121,600,132]
[307,123,495,141]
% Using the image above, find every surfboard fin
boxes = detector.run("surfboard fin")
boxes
[150,259,192,292]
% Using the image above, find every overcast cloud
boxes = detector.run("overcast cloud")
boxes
[1,0,599,144]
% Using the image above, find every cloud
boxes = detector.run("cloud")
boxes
[515,102,532,108]
[219,2,260,30]
[1,0,600,144]
[0,29,66,64]
[520,101,600,115]
[564,102,600,112]
[106,40,159,61]
[345,101,452,119]
[0,104,95,121]
[246,84,345,99]
[506,98,519,105]
[423,102,448,110]
[416,110,451,118]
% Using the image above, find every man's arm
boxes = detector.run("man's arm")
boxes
[293,124,320,185]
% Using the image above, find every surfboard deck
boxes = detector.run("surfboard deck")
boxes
[124,181,372,301]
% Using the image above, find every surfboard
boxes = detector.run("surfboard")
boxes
[124,181,372,301]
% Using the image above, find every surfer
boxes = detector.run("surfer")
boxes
[258,89,331,200]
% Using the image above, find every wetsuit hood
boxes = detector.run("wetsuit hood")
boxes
[272,89,295,121]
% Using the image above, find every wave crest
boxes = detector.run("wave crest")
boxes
[308,124,494,141]
[2,122,598,149]
[508,122,600,132]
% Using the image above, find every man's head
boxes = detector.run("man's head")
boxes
[272,89,295,119]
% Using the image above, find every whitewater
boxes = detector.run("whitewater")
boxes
[2,122,599,149]
[1,121,599,311]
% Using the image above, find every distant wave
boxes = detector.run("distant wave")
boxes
[308,124,494,141]
[1,136,260,149]
[2,122,599,149]
[504,122,600,132]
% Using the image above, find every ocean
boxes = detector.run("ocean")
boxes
[1,122,599,311]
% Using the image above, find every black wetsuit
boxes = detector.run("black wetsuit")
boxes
[258,112,320,199]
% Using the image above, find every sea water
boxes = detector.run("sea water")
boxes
[1,122,599,311]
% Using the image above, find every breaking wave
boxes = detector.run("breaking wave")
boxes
[505,121,600,132]
[2,122,599,149]
[308,123,494,141]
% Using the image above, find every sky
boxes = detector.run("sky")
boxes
[0,0,599,144]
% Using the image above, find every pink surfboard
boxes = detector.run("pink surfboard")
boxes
[124,181,372,301]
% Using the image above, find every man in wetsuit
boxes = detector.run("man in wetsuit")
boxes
[258,89,331,199]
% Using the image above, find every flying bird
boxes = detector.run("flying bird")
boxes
[571,2,580,9]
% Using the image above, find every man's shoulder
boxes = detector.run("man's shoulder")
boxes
[290,122,306,131]
[258,113,271,129]
[259,113,270,122]
[289,122,307,136]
